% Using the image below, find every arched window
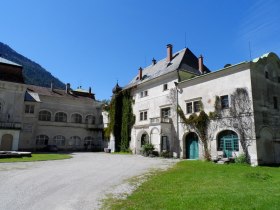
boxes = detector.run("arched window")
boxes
[36,135,49,145]
[70,136,81,146]
[38,110,51,121]
[71,113,82,123]
[85,115,95,124]
[55,112,67,122]
[84,136,94,145]
[53,135,66,146]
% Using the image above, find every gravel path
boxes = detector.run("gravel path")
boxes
[0,153,178,210]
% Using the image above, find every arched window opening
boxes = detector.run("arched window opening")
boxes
[55,112,67,122]
[36,135,49,145]
[53,135,66,146]
[38,110,51,121]
[71,113,82,123]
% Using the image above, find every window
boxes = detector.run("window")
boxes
[217,130,239,152]
[36,135,49,145]
[99,115,103,124]
[0,102,2,112]
[221,95,229,109]
[161,136,170,151]
[38,110,51,121]
[265,71,269,79]
[273,97,278,109]
[71,113,82,123]
[53,135,66,146]
[84,136,94,145]
[25,105,34,114]
[140,90,148,98]
[278,76,280,83]
[70,136,81,146]
[140,111,148,121]
[186,102,193,114]
[193,101,200,113]
[55,112,67,122]
[163,84,168,91]
[161,107,170,118]
[85,115,95,124]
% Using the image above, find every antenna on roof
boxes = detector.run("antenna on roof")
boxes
[249,41,252,61]
[184,32,187,48]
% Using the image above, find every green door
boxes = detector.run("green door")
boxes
[186,133,199,159]
[221,135,238,158]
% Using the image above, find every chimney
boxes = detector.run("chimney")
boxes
[66,83,70,93]
[139,67,143,80]
[152,58,157,65]
[166,44,173,62]
[198,55,204,74]
[89,87,91,94]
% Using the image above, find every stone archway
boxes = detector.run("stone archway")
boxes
[1,134,13,151]
[141,132,149,146]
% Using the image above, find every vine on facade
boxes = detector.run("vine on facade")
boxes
[106,89,134,152]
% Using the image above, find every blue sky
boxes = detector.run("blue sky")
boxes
[1,0,280,100]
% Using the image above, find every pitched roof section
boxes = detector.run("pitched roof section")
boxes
[26,85,96,103]
[126,48,210,88]
[0,57,22,67]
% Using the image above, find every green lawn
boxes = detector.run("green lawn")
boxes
[106,161,280,210]
[0,153,72,163]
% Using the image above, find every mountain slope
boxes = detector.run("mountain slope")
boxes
[0,42,65,89]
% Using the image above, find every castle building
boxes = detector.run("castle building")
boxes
[110,44,280,165]
[0,57,104,151]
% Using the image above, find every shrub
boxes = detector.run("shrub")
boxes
[141,143,155,156]
[235,154,247,164]
[160,150,171,158]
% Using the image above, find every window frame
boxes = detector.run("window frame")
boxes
[85,115,96,124]
[55,112,67,122]
[186,102,193,114]
[71,113,82,124]
[25,104,35,114]
[140,111,148,121]
[193,101,201,113]
[36,135,49,145]
[53,135,66,146]
[38,110,51,121]
[221,95,229,109]
[161,107,171,118]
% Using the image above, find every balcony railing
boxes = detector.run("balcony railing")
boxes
[150,117,171,124]
[0,122,21,129]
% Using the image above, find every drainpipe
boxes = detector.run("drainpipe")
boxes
[174,81,179,158]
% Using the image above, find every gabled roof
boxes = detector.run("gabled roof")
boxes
[0,57,22,67]
[125,48,210,89]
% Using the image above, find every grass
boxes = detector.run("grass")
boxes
[105,161,280,210]
[0,153,72,163]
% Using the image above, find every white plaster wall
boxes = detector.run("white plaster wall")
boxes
[130,72,178,155]
[178,64,257,163]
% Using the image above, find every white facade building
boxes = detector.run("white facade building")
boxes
[119,44,280,165]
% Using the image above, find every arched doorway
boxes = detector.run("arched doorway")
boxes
[1,134,13,151]
[217,130,239,158]
[141,132,149,146]
[186,132,199,159]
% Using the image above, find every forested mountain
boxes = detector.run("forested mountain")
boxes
[0,42,65,89]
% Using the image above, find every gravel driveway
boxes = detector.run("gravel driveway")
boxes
[0,153,178,210]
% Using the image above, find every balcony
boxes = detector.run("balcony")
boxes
[0,122,21,129]
[150,117,171,124]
